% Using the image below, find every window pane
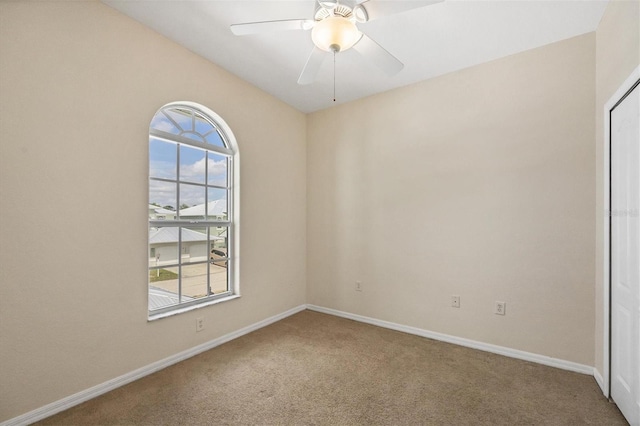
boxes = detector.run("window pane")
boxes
[164,108,192,132]
[180,145,206,184]
[150,114,180,135]
[209,262,228,294]
[209,228,228,294]
[205,130,226,148]
[150,180,177,215]
[148,275,180,311]
[194,112,216,135]
[207,152,228,187]
[149,226,179,266]
[210,226,228,262]
[149,226,180,310]
[150,139,177,180]
[207,188,227,220]
[181,264,209,300]
[178,184,205,216]
[180,227,208,265]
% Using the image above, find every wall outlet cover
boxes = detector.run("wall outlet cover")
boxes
[452,295,461,308]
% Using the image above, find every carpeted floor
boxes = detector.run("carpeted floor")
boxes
[38,310,626,425]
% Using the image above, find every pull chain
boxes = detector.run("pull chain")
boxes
[333,50,336,103]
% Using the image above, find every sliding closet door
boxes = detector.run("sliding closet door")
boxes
[610,80,640,426]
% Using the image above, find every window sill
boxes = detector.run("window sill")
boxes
[148,294,241,322]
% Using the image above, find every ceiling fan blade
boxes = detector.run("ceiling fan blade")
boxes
[298,47,326,85]
[352,33,404,76]
[356,0,443,22]
[230,19,313,36]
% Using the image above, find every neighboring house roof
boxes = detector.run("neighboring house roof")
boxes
[149,204,176,215]
[179,199,227,217]
[149,227,223,244]
[149,286,193,311]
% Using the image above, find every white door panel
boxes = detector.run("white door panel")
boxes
[611,81,640,426]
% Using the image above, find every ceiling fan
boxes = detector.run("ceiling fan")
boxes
[230,0,442,85]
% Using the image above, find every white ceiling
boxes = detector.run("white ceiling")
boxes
[103,0,608,113]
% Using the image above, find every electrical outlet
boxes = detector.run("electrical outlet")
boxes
[355,281,362,292]
[495,301,506,315]
[196,317,204,332]
[451,295,460,308]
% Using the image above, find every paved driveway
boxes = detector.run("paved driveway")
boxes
[152,262,228,297]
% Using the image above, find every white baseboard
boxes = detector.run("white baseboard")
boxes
[1,304,307,426]
[593,368,606,395]
[4,303,598,426]
[307,304,595,375]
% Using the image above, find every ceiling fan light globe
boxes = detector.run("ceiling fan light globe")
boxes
[311,16,360,53]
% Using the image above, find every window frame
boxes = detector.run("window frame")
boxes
[148,102,239,320]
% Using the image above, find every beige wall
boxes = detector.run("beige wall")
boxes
[307,33,596,365]
[0,1,306,421]
[594,0,640,378]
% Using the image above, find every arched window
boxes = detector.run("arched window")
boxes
[148,102,238,318]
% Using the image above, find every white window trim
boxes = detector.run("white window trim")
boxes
[148,101,240,320]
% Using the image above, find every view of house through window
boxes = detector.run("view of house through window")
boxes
[148,103,236,317]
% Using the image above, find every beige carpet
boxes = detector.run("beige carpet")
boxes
[38,310,626,425]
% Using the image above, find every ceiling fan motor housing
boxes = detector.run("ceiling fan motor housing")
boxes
[314,3,354,20]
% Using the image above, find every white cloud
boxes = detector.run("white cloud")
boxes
[150,157,227,208]
[179,184,206,207]
[209,159,227,176]
[150,115,177,133]
[150,160,175,180]
[149,179,209,208]
[180,157,227,183]
[149,180,176,209]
